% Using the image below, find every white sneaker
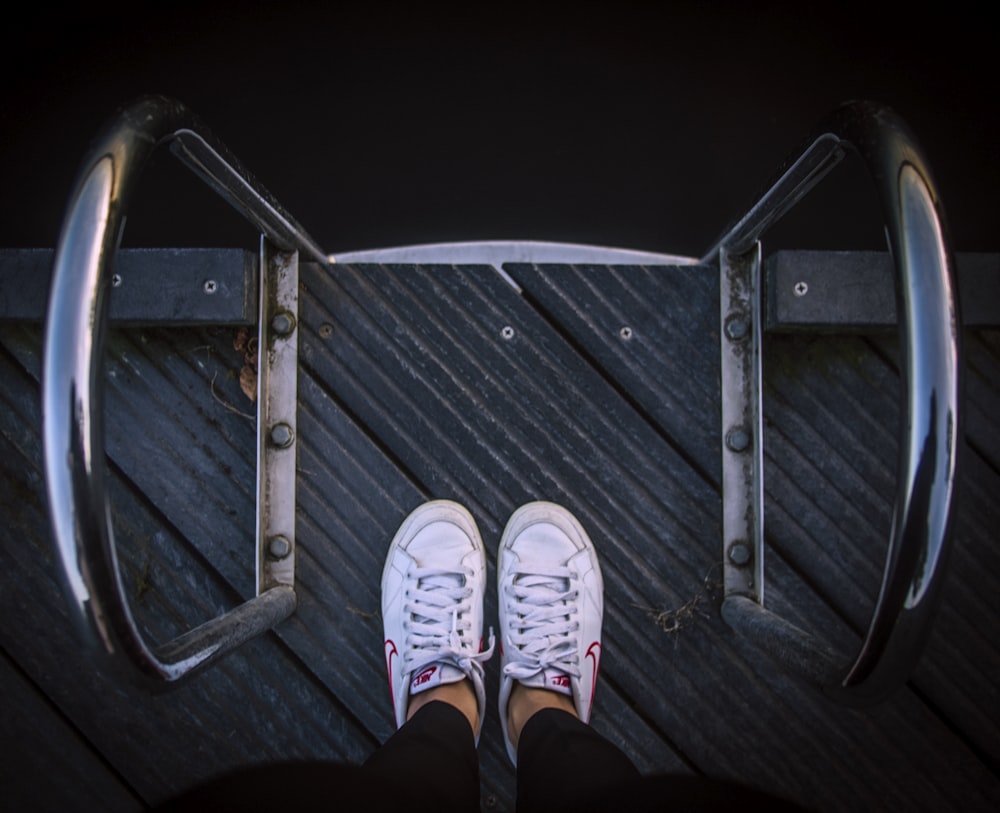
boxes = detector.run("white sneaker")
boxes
[497,501,604,765]
[381,500,495,743]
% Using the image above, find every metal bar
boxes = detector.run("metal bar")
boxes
[719,245,764,602]
[41,95,320,683]
[709,101,962,705]
[167,129,328,265]
[332,239,698,270]
[701,134,847,263]
[721,596,839,686]
[256,239,298,594]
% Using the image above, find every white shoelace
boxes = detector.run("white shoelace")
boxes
[403,566,495,678]
[502,562,582,681]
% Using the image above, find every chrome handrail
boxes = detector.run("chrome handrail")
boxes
[708,101,962,704]
[42,95,325,682]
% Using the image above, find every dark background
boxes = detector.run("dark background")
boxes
[0,1,995,260]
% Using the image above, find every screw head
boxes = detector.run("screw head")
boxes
[269,422,294,448]
[500,325,515,340]
[793,281,809,297]
[728,542,752,566]
[203,279,218,294]
[619,326,634,340]
[267,535,292,560]
[111,274,123,288]
[726,427,751,452]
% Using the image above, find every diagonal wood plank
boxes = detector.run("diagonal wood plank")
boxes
[0,332,375,809]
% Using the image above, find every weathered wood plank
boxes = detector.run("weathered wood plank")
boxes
[0,248,257,325]
[3,261,998,811]
[0,648,141,812]
[0,330,374,808]
[503,262,720,483]
[503,263,1000,808]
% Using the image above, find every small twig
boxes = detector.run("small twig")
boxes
[636,563,724,636]
[185,343,215,368]
[211,371,255,420]
[347,606,380,622]
[134,558,153,605]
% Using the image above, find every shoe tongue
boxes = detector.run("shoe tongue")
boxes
[409,662,466,694]
[412,523,470,571]
[518,667,573,697]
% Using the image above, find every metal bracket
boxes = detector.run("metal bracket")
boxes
[719,244,764,603]
[257,240,298,594]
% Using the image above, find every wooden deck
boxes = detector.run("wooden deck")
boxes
[1,258,998,811]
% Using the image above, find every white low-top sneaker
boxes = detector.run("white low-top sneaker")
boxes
[497,501,604,765]
[381,500,495,743]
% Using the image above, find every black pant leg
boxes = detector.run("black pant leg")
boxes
[514,708,641,812]
[361,700,481,811]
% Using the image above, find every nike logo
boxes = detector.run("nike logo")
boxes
[413,665,437,687]
[586,641,601,714]
[384,639,398,703]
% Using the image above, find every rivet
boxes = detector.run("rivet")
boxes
[267,535,292,560]
[269,422,294,448]
[726,427,750,452]
[725,315,749,341]
[204,279,218,294]
[728,542,752,566]
[794,281,809,297]
[271,311,295,336]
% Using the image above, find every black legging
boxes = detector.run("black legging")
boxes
[153,701,807,812]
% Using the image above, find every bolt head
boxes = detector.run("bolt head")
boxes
[725,315,749,341]
[269,422,294,448]
[271,311,295,336]
[726,427,751,452]
[267,535,292,560]
[728,542,752,566]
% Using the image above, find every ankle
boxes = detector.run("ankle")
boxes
[505,682,578,752]
[407,678,480,733]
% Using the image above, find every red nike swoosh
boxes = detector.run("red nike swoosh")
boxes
[586,641,601,714]
[384,639,398,704]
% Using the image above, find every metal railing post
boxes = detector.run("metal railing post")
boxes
[708,101,962,705]
[42,95,327,682]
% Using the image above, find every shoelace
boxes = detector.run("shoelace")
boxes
[502,562,581,681]
[403,566,495,678]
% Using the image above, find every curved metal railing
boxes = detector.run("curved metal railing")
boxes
[42,95,325,682]
[707,101,962,705]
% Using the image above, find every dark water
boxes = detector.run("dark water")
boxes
[1,2,995,259]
